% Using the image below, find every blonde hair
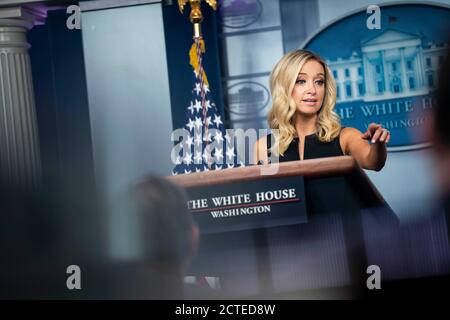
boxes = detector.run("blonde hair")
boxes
[267,49,341,156]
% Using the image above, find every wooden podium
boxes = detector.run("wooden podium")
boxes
[167,156,397,298]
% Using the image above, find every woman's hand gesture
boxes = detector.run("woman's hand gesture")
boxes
[362,123,390,144]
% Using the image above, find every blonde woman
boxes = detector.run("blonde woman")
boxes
[253,49,389,171]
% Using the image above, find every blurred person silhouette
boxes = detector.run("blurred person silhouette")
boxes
[428,40,450,222]
[0,172,222,299]
[122,175,201,299]
[361,41,450,298]
[86,175,228,299]
[47,175,202,299]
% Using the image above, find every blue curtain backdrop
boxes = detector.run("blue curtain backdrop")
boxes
[28,9,101,257]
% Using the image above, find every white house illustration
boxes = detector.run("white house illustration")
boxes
[327,29,448,103]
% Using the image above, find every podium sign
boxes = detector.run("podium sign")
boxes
[186,176,307,234]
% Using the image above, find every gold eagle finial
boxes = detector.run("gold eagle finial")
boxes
[178,0,217,38]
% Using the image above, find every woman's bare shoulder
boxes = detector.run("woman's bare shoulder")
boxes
[340,127,365,154]
[341,126,363,137]
[255,135,268,148]
[253,135,269,164]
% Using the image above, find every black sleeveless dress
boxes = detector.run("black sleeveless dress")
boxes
[266,132,344,162]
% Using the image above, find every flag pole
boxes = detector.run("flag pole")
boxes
[178,0,217,169]
[173,0,241,174]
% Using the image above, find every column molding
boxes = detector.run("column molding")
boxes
[0,7,42,188]
[362,54,373,96]
[381,50,389,94]
[400,48,409,93]
[416,45,425,88]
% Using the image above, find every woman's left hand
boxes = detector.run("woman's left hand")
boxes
[361,123,390,144]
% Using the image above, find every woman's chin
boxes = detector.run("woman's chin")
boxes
[296,107,320,117]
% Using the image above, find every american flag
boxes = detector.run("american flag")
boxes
[172,40,243,175]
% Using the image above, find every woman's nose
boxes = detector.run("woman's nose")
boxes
[306,81,316,94]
